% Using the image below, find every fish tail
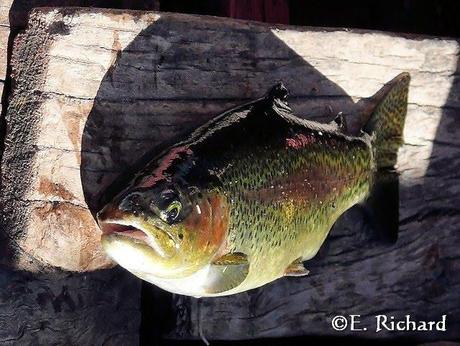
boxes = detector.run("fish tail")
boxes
[362,73,410,243]
[364,72,410,169]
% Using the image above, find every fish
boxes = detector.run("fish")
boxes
[96,72,410,297]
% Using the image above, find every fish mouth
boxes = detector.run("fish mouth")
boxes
[98,218,178,259]
[99,221,149,241]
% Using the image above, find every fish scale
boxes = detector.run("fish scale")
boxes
[217,132,373,290]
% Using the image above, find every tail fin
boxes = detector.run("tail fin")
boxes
[362,73,410,243]
[363,72,411,169]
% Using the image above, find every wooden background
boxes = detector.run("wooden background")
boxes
[0,2,459,345]
[0,2,159,345]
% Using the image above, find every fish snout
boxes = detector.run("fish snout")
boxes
[96,203,123,230]
[97,192,179,260]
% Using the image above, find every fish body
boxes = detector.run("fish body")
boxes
[97,73,410,297]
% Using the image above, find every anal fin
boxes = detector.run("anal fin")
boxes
[284,258,309,277]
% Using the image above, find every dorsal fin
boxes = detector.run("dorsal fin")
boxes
[267,82,289,101]
[171,83,291,150]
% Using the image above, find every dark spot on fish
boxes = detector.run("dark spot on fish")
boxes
[178,233,184,240]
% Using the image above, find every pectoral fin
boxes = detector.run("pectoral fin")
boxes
[204,252,249,294]
[284,258,309,277]
[212,252,248,265]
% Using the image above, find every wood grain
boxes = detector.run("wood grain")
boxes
[0,0,12,114]
[0,4,156,345]
[0,7,459,341]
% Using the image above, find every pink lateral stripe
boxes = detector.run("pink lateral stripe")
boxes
[286,134,316,149]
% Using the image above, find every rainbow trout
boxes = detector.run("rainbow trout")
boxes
[97,73,410,297]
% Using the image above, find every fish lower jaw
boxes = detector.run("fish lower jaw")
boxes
[99,219,178,258]
[101,233,187,279]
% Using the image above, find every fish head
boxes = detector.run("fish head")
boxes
[97,178,229,280]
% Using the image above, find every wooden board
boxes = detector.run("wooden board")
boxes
[0,4,156,345]
[1,1,160,115]
[0,0,12,114]
[0,7,459,341]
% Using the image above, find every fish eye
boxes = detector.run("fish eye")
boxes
[161,189,177,200]
[160,200,182,224]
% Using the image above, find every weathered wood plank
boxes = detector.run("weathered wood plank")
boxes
[1,0,161,114]
[0,1,12,115]
[0,25,7,80]
[0,4,156,345]
[7,0,159,28]
[0,7,459,342]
